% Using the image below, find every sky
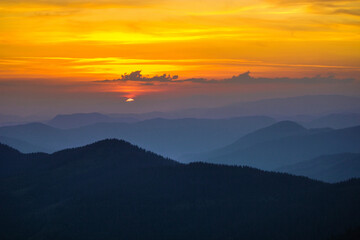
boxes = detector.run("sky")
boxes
[0,0,359,116]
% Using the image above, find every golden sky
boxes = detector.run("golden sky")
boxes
[0,0,359,111]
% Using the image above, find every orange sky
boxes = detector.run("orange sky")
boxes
[0,0,359,111]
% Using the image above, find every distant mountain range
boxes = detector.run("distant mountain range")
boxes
[169,95,360,119]
[181,121,360,171]
[277,153,360,183]
[0,116,275,158]
[1,94,360,239]
[1,139,360,240]
[46,112,140,129]
[2,116,360,183]
[304,113,360,129]
[47,112,114,129]
[48,95,360,125]
[1,95,360,128]
[0,113,44,127]
[46,111,360,130]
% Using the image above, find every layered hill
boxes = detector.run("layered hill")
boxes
[47,113,114,129]
[181,122,360,170]
[0,116,275,157]
[277,153,360,183]
[305,113,360,129]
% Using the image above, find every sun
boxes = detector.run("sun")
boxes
[126,98,135,102]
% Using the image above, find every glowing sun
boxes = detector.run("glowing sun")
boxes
[126,98,135,102]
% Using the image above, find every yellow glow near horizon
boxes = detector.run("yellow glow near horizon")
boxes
[0,0,359,86]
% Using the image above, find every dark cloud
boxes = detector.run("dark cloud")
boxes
[220,72,355,84]
[96,71,355,85]
[96,71,178,83]
[140,82,155,86]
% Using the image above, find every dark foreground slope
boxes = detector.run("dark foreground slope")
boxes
[1,140,360,240]
[0,136,50,153]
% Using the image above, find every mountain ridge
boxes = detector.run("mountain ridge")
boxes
[277,153,360,183]
[181,123,360,170]
[0,116,275,157]
[1,139,360,240]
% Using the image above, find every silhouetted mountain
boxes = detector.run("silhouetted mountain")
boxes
[0,139,177,179]
[277,153,360,183]
[0,116,275,157]
[0,143,24,177]
[0,142,22,159]
[182,122,360,170]
[305,113,360,129]
[1,140,360,240]
[47,139,179,169]
[0,143,48,178]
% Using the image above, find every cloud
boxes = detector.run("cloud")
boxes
[96,71,356,85]
[267,0,358,4]
[0,0,160,8]
[333,8,360,17]
[219,72,356,84]
[266,0,360,17]
[140,82,155,86]
[96,71,178,83]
